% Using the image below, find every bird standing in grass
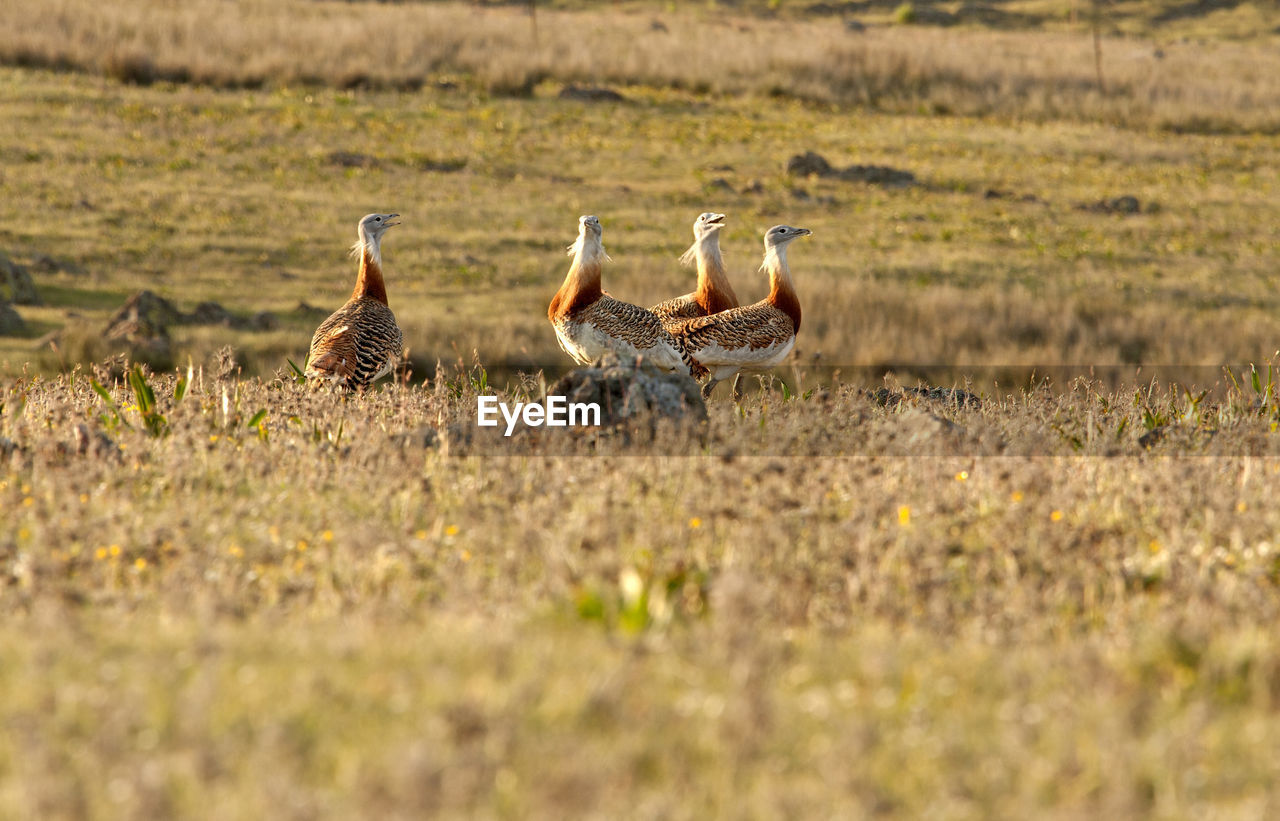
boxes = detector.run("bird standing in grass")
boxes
[650,211,739,331]
[306,213,405,391]
[548,215,696,375]
[674,224,811,399]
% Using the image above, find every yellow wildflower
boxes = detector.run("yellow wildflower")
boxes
[898,505,911,526]
[1050,510,1064,522]
[689,517,703,529]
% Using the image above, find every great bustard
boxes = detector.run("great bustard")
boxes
[649,212,739,331]
[305,213,406,391]
[674,224,811,399]
[548,215,695,375]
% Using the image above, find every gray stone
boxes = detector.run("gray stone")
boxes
[103,290,180,342]
[558,85,627,103]
[547,353,708,432]
[786,150,915,188]
[0,301,23,336]
[1,253,40,305]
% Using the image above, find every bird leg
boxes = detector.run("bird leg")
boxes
[730,373,744,403]
[700,377,720,400]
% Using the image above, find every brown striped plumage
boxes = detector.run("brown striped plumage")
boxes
[674,224,811,398]
[306,213,405,391]
[549,215,699,375]
[650,212,739,332]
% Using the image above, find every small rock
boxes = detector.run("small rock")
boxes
[834,164,916,187]
[790,188,812,201]
[650,19,669,32]
[1110,195,1141,213]
[187,301,237,326]
[741,180,766,195]
[0,301,23,336]
[845,19,867,32]
[103,290,181,342]
[786,151,835,177]
[1,253,40,305]
[29,254,62,273]
[707,177,735,193]
[249,311,279,331]
[294,302,332,321]
[867,386,981,409]
[558,85,627,103]
[786,151,914,188]
[547,353,707,433]
[897,408,965,445]
[1078,195,1142,215]
[328,151,378,169]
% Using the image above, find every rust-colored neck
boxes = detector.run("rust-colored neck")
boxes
[352,245,389,305]
[549,236,606,321]
[764,244,801,333]
[693,237,738,315]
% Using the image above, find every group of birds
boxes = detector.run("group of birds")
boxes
[306,211,810,399]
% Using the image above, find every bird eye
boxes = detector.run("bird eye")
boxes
[375,217,382,222]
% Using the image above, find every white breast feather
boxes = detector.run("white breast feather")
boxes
[557,318,685,372]
[695,337,795,370]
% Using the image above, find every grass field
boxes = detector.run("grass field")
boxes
[3,0,1280,817]
[5,371,1280,816]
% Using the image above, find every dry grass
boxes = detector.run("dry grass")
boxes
[0,68,1276,387]
[2,8,1280,809]
[2,0,1278,132]
[4,366,1280,816]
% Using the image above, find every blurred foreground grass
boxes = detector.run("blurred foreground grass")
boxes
[3,369,1280,815]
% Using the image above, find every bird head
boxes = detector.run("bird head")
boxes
[578,214,602,241]
[764,224,812,250]
[693,211,726,240]
[359,213,401,239]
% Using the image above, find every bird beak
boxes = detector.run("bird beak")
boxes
[385,214,402,227]
[707,214,726,227]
